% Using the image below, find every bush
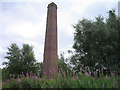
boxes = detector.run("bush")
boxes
[2,72,120,88]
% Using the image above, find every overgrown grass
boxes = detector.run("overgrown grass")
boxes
[2,72,120,88]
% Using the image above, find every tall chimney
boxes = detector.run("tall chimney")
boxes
[43,2,58,78]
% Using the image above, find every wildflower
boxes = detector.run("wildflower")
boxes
[21,72,24,77]
[30,71,33,77]
[20,74,22,76]
[50,70,52,73]
[44,72,46,75]
[17,78,20,83]
[33,76,38,80]
[85,72,89,76]
[26,73,29,77]
[111,72,115,76]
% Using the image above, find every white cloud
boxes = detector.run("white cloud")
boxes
[8,21,42,38]
[58,11,74,36]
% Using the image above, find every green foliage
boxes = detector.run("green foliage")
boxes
[3,43,21,74]
[3,43,37,78]
[20,44,36,74]
[35,62,43,77]
[2,68,9,80]
[71,10,120,73]
[58,53,72,76]
[2,73,119,88]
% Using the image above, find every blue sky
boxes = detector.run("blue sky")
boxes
[0,0,119,68]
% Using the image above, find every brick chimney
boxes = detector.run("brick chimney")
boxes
[43,2,58,78]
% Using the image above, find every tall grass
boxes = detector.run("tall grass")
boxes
[2,71,119,88]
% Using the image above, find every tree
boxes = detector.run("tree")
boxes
[3,43,21,75]
[2,68,9,80]
[58,53,72,76]
[3,43,37,76]
[20,44,36,74]
[35,62,43,77]
[71,10,120,74]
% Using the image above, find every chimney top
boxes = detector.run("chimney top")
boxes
[48,2,57,8]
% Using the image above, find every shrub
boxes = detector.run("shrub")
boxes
[2,72,119,88]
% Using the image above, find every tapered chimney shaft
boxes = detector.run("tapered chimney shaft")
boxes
[43,2,58,78]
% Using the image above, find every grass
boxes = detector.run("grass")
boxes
[2,72,120,88]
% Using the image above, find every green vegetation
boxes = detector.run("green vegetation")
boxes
[70,10,120,74]
[58,53,72,75]
[2,43,38,80]
[2,72,119,88]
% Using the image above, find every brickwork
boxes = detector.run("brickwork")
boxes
[43,2,58,78]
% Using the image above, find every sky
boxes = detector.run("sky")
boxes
[0,0,119,68]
